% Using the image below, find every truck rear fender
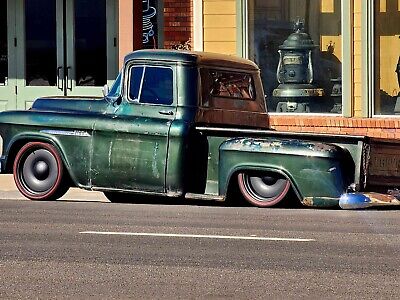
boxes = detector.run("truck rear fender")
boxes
[5,133,81,187]
[219,137,354,202]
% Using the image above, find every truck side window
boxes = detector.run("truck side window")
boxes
[129,66,144,100]
[209,70,255,100]
[140,67,173,105]
[107,72,122,98]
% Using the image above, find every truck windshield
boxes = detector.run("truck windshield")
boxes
[107,72,122,98]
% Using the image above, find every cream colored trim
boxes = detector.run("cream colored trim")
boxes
[236,0,247,58]
[193,0,203,51]
[341,0,353,117]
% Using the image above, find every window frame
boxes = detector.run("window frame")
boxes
[364,0,400,118]
[362,0,374,117]
[237,0,353,117]
[0,0,17,111]
[0,0,8,86]
[126,64,174,106]
[206,69,257,101]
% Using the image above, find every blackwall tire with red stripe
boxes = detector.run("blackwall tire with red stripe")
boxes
[13,142,69,201]
[237,172,290,207]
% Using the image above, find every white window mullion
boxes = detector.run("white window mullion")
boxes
[193,0,203,51]
[341,0,353,117]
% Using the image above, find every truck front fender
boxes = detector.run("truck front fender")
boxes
[4,132,89,189]
[219,137,355,207]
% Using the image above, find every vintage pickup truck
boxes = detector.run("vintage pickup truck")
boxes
[0,50,400,209]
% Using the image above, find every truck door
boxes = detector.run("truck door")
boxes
[91,65,176,192]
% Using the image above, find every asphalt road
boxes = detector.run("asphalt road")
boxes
[0,198,399,299]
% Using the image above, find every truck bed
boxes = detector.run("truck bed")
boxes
[196,126,400,193]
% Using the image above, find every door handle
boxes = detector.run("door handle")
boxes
[159,110,174,116]
[66,66,72,91]
[57,66,63,90]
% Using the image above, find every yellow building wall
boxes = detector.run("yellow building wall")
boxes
[203,0,237,55]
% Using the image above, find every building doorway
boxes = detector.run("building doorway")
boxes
[1,0,117,110]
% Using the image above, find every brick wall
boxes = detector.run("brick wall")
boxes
[163,0,193,49]
[269,115,400,139]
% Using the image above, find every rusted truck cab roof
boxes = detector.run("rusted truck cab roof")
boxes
[124,49,259,70]
[124,50,270,129]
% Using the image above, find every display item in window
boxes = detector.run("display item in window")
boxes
[272,19,324,113]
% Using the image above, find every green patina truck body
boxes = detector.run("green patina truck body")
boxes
[1,50,400,208]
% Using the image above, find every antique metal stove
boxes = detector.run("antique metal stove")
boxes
[273,20,324,113]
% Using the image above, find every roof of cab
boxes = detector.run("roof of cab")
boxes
[124,49,259,71]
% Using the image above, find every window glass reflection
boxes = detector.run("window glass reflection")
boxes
[374,0,400,115]
[140,67,173,105]
[25,0,57,86]
[0,1,7,85]
[248,0,342,114]
[129,66,144,100]
[75,0,107,86]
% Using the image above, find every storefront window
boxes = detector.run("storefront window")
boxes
[0,0,7,85]
[75,0,107,86]
[247,0,342,114]
[374,0,400,115]
[25,0,57,86]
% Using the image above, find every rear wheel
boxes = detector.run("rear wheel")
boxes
[13,142,69,200]
[237,171,290,207]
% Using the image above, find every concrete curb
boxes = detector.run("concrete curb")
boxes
[0,174,107,202]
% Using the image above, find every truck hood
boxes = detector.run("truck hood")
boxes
[30,97,109,114]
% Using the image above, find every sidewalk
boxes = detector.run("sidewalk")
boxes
[0,174,107,202]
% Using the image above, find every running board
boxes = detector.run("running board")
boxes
[185,193,225,202]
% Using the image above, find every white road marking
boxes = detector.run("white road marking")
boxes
[80,231,315,242]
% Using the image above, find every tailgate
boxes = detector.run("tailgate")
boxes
[367,138,400,188]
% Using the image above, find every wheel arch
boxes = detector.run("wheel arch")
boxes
[5,134,77,186]
[221,165,303,202]
[218,137,352,205]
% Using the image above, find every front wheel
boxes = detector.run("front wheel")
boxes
[13,142,69,201]
[237,172,290,207]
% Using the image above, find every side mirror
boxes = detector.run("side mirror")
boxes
[102,84,109,97]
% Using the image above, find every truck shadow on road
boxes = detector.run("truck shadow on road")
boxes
[56,190,400,210]
[58,190,316,209]
[58,197,400,210]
